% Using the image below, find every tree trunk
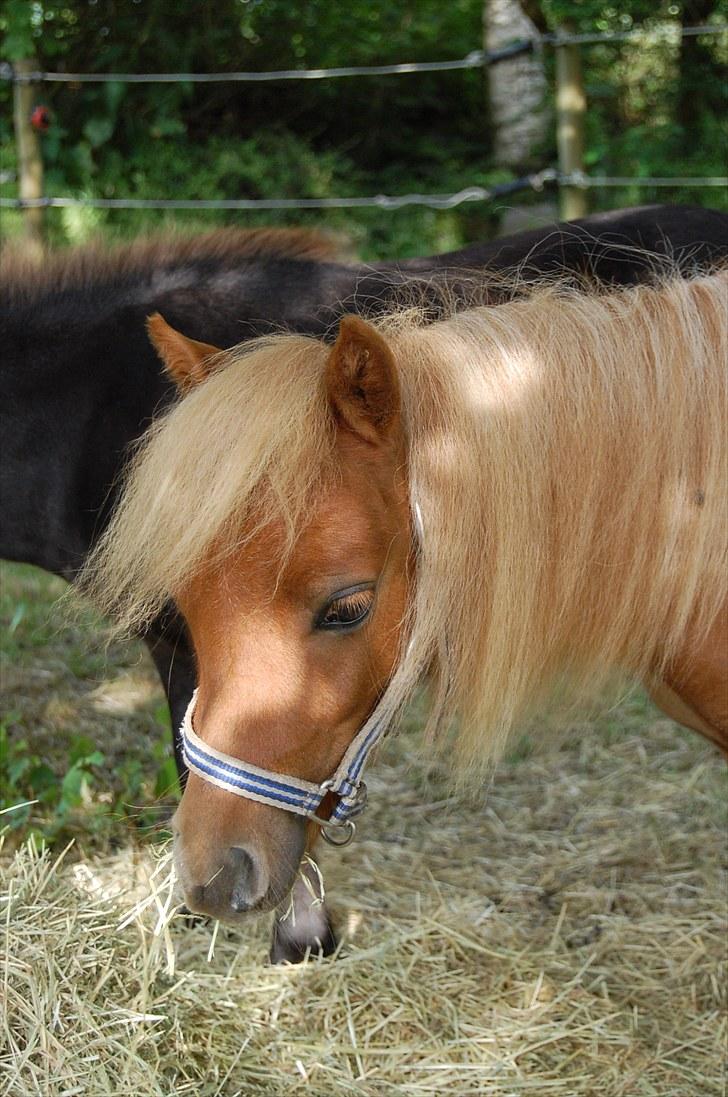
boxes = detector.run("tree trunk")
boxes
[12,59,45,251]
[484,0,549,170]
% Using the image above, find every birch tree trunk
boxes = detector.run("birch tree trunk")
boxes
[484,0,549,169]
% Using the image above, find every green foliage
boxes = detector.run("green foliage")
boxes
[1,716,105,839]
[0,711,178,845]
[1,0,35,60]
[535,0,727,209]
[1,1,725,254]
[0,561,180,848]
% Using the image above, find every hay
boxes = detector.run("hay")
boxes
[2,701,726,1097]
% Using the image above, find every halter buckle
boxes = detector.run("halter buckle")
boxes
[309,777,367,846]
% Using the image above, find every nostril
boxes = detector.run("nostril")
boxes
[187,885,206,909]
[227,846,255,871]
[227,846,258,913]
[230,890,252,913]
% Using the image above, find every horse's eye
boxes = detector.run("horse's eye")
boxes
[317,586,375,631]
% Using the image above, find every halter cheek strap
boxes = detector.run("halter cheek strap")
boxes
[180,688,388,844]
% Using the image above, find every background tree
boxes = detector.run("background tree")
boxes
[484,0,549,170]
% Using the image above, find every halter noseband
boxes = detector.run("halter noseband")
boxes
[180,689,385,846]
[179,502,422,847]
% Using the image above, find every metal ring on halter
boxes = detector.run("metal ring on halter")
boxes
[316,777,336,797]
[307,779,365,846]
[320,819,356,846]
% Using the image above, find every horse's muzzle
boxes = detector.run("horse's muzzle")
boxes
[196,845,266,914]
[173,821,308,922]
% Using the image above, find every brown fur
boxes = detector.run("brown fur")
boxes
[172,441,411,917]
[146,313,223,392]
[658,608,728,751]
[326,315,402,444]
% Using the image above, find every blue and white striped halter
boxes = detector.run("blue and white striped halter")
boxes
[179,502,424,847]
[180,689,385,845]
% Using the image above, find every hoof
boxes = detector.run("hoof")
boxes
[269,914,338,965]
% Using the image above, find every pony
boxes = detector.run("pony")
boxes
[4,208,726,753]
[81,267,728,932]
[4,207,727,958]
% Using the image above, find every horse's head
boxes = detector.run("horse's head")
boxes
[148,314,414,920]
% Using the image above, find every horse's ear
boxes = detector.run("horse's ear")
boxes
[326,315,401,445]
[146,313,222,392]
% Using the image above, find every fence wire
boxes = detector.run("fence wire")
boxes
[543,23,725,47]
[0,44,526,85]
[564,173,728,189]
[0,171,557,212]
[2,22,725,218]
[2,172,726,214]
[1,24,724,85]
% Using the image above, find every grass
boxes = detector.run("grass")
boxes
[0,562,178,847]
[1,559,726,1095]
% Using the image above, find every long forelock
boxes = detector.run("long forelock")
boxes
[80,334,335,634]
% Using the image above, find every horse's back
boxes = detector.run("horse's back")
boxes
[449,204,728,273]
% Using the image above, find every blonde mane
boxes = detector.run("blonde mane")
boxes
[81,270,728,771]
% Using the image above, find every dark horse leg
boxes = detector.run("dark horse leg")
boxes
[144,617,337,964]
[144,629,196,780]
[269,859,338,964]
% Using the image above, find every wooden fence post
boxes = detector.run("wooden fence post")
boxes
[555,33,587,221]
[12,58,45,249]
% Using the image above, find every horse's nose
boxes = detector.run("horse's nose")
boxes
[188,845,268,917]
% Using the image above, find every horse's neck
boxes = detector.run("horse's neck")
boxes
[0,274,178,578]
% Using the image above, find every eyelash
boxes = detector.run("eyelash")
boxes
[317,588,374,631]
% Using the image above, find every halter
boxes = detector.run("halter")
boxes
[180,501,424,847]
[180,689,386,845]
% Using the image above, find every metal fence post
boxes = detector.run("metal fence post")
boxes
[12,59,45,249]
[555,32,587,220]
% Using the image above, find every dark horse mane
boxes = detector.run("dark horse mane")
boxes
[0,226,341,307]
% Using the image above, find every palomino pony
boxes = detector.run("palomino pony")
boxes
[8,206,727,771]
[82,269,727,935]
[6,209,728,959]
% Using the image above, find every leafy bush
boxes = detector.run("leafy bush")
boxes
[1,717,105,840]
